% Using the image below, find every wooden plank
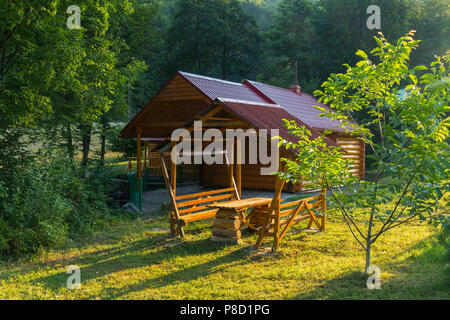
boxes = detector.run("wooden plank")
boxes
[212,227,241,239]
[210,235,243,245]
[208,197,272,210]
[178,205,210,214]
[279,196,321,209]
[175,188,234,201]
[216,209,240,219]
[182,209,218,222]
[177,193,233,208]
[213,218,241,230]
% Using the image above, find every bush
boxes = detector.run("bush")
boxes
[0,164,72,255]
[0,152,133,256]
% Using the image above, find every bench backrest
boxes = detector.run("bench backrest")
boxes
[175,188,237,223]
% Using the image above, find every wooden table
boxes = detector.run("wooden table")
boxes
[208,197,272,244]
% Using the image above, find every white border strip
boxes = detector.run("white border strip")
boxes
[217,98,283,108]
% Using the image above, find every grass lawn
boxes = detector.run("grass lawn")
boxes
[0,210,448,300]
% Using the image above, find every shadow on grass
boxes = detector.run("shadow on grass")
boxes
[297,235,449,300]
[33,227,251,296]
[100,245,250,299]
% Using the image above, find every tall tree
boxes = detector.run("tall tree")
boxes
[259,0,412,93]
[162,0,261,82]
[409,0,450,66]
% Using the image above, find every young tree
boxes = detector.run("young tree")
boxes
[278,31,449,272]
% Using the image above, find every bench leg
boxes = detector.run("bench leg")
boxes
[320,214,326,231]
[307,218,314,229]
[170,217,176,236]
[254,215,272,249]
[169,213,185,238]
[175,221,185,238]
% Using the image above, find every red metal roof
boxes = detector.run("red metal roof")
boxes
[217,99,338,149]
[179,72,270,104]
[180,72,346,132]
[244,80,346,132]
[120,70,348,139]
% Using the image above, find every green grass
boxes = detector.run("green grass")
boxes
[0,211,448,300]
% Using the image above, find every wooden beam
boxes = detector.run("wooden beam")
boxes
[272,176,282,251]
[160,151,185,237]
[235,138,242,199]
[143,141,148,169]
[171,141,177,197]
[137,129,142,180]
[228,145,234,189]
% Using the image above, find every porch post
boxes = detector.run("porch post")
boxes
[229,144,234,189]
[171,141,177,197]
[136,128,143,212]
[143,141,148,169]
[137,129,142,180]
[273,156,283,251]
[235,138,242,199]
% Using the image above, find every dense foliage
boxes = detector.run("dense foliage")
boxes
[0,152,132,256]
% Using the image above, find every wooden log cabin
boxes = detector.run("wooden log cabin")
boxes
[120,71,365,193]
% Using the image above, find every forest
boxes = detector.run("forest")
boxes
[0,0,448,301]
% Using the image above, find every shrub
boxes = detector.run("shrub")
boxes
[0,166,72,256]
[0,151,132,256]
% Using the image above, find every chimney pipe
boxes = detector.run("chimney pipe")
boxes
[289,61,301,95]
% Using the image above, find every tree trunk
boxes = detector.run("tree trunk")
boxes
[366,205,375,272]
[100,118,109,165]
[365,242,371,273]
[66,122,74,161]
[81,126,91,166]
[100,134,106,165]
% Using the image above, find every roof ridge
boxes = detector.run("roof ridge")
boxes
[247,79,315,98]
[216,98,283,108]
[179,71,243,86]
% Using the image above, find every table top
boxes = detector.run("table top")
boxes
[208,197,272,210]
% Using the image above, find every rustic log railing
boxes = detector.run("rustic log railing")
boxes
[254,179,326,251]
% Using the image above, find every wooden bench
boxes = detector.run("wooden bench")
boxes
[173,187,238,232]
